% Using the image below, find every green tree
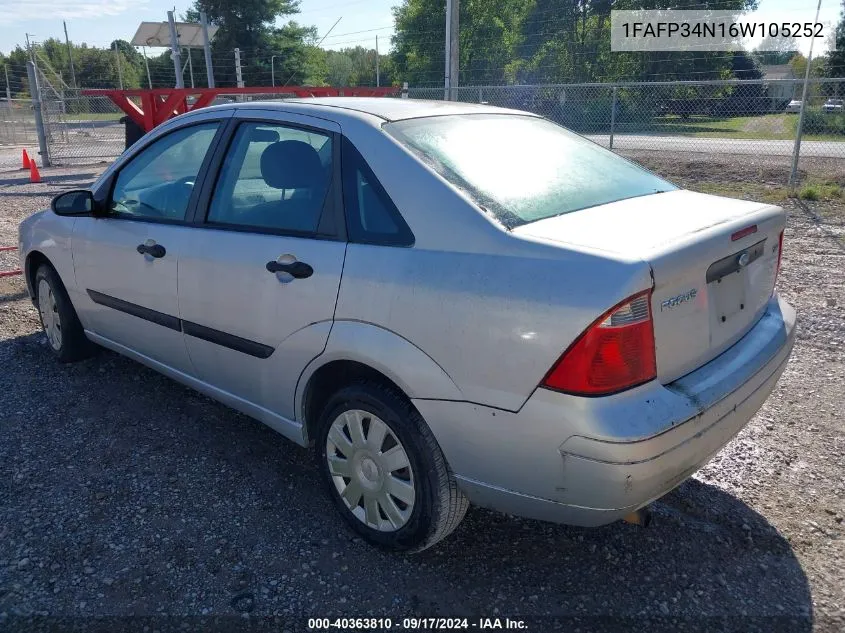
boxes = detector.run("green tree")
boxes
[326,50,355,85]
[391,0,762,86]
[186,0,319,86]
[323,46,391,86]
[392,0,529,86]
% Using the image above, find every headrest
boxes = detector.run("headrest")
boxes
[260,140,324,190]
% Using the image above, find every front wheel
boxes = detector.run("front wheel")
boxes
[315,381,468,552]
[34,264,95,363]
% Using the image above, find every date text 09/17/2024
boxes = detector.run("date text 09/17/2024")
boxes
[307,617,528,630]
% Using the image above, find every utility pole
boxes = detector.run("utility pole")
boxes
[789,0,822,191]
[113,41,124,89]
[271,55,277,87]
[26,61,50,167]
[375,36,380,87]
[167,10,184,88]
[63,21,77,89]
[234,47,244,89]
[25,34,37,65]
[200,12,215,88]
[4,65,11,102]
[186,49,195,88]
[444,0,459,100]
[142,47,153,89]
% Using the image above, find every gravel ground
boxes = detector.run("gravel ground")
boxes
[0,160,843,633]
[0,147,40,172]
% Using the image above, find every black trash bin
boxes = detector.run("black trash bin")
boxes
[120,115,145,150]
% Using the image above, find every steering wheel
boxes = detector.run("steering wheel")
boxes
[174,175,196,191]
[112,198,166,217]
[113,176,196,218]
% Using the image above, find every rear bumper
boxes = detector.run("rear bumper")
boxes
[414,294,796,526]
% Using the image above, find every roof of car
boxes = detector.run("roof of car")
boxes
[230,97,537,123]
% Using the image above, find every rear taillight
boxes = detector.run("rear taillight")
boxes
[775,230,784,286]
[542,290,656,396]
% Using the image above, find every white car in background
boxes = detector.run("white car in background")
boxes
[785,100,802,113]
[823,98,844,113]
[18,99,796,551]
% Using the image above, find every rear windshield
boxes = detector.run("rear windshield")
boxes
[385,114,676,229]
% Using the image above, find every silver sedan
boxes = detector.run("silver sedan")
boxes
[18,98,796,551]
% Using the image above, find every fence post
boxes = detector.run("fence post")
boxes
[788,99,806,192]
[609,86,618,150]
[26,61,50,168]
[200,12,215,89]
[789,0,822,191]
[402,82,409,99]
[168,10,184,89]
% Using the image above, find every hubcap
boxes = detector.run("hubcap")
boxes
[325,409,415,532]
[37,279,62,351]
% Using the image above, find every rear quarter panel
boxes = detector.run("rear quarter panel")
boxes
[335,238,652,411]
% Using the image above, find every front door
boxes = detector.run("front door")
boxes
[177,112,347,420]
[73,120,224,375]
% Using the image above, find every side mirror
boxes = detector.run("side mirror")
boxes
[51,190,95,216]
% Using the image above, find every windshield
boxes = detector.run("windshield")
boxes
[385,114,677,229]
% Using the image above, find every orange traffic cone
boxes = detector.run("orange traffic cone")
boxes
[29,160,41,184]
[22,149,30,170]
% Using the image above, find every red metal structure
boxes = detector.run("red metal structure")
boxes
[82,86,401,133]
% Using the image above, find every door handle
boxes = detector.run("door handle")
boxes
[137,243,166,258]
[266,260,313,279]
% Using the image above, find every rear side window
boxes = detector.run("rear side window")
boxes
[206,122,333,234]
[385,114,676,229]
[341,138,413,246]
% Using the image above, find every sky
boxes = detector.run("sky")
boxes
[0,0,397,54]
[0,0,838,56]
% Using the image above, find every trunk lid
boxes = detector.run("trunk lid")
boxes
[512,189,784,383]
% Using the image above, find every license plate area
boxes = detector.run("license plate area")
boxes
[710,270,747,326]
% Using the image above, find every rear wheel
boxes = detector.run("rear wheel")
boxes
[34,264,95,363]
[315,381,468,552]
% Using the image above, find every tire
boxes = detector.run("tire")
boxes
[34,264,95,363]
[315,380,469,552]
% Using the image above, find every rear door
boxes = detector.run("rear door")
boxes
[72,117,228,375]
[177,110,347,420]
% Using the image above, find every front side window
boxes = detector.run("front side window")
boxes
[207,122,333,234]
[110,123,219,221]
[385,114,677,229]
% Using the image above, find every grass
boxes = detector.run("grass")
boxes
[799,181,842,201]
[637,114,845,143]
[693,181,791,204]
[691,178,843,207]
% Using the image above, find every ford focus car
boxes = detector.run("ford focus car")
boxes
[18,99,796,551]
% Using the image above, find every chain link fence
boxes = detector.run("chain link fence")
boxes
[0,99,41,147]
[39,89,125,165]
[36,87,401,165]
[411,78,845,175]
[19,77,845,181]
